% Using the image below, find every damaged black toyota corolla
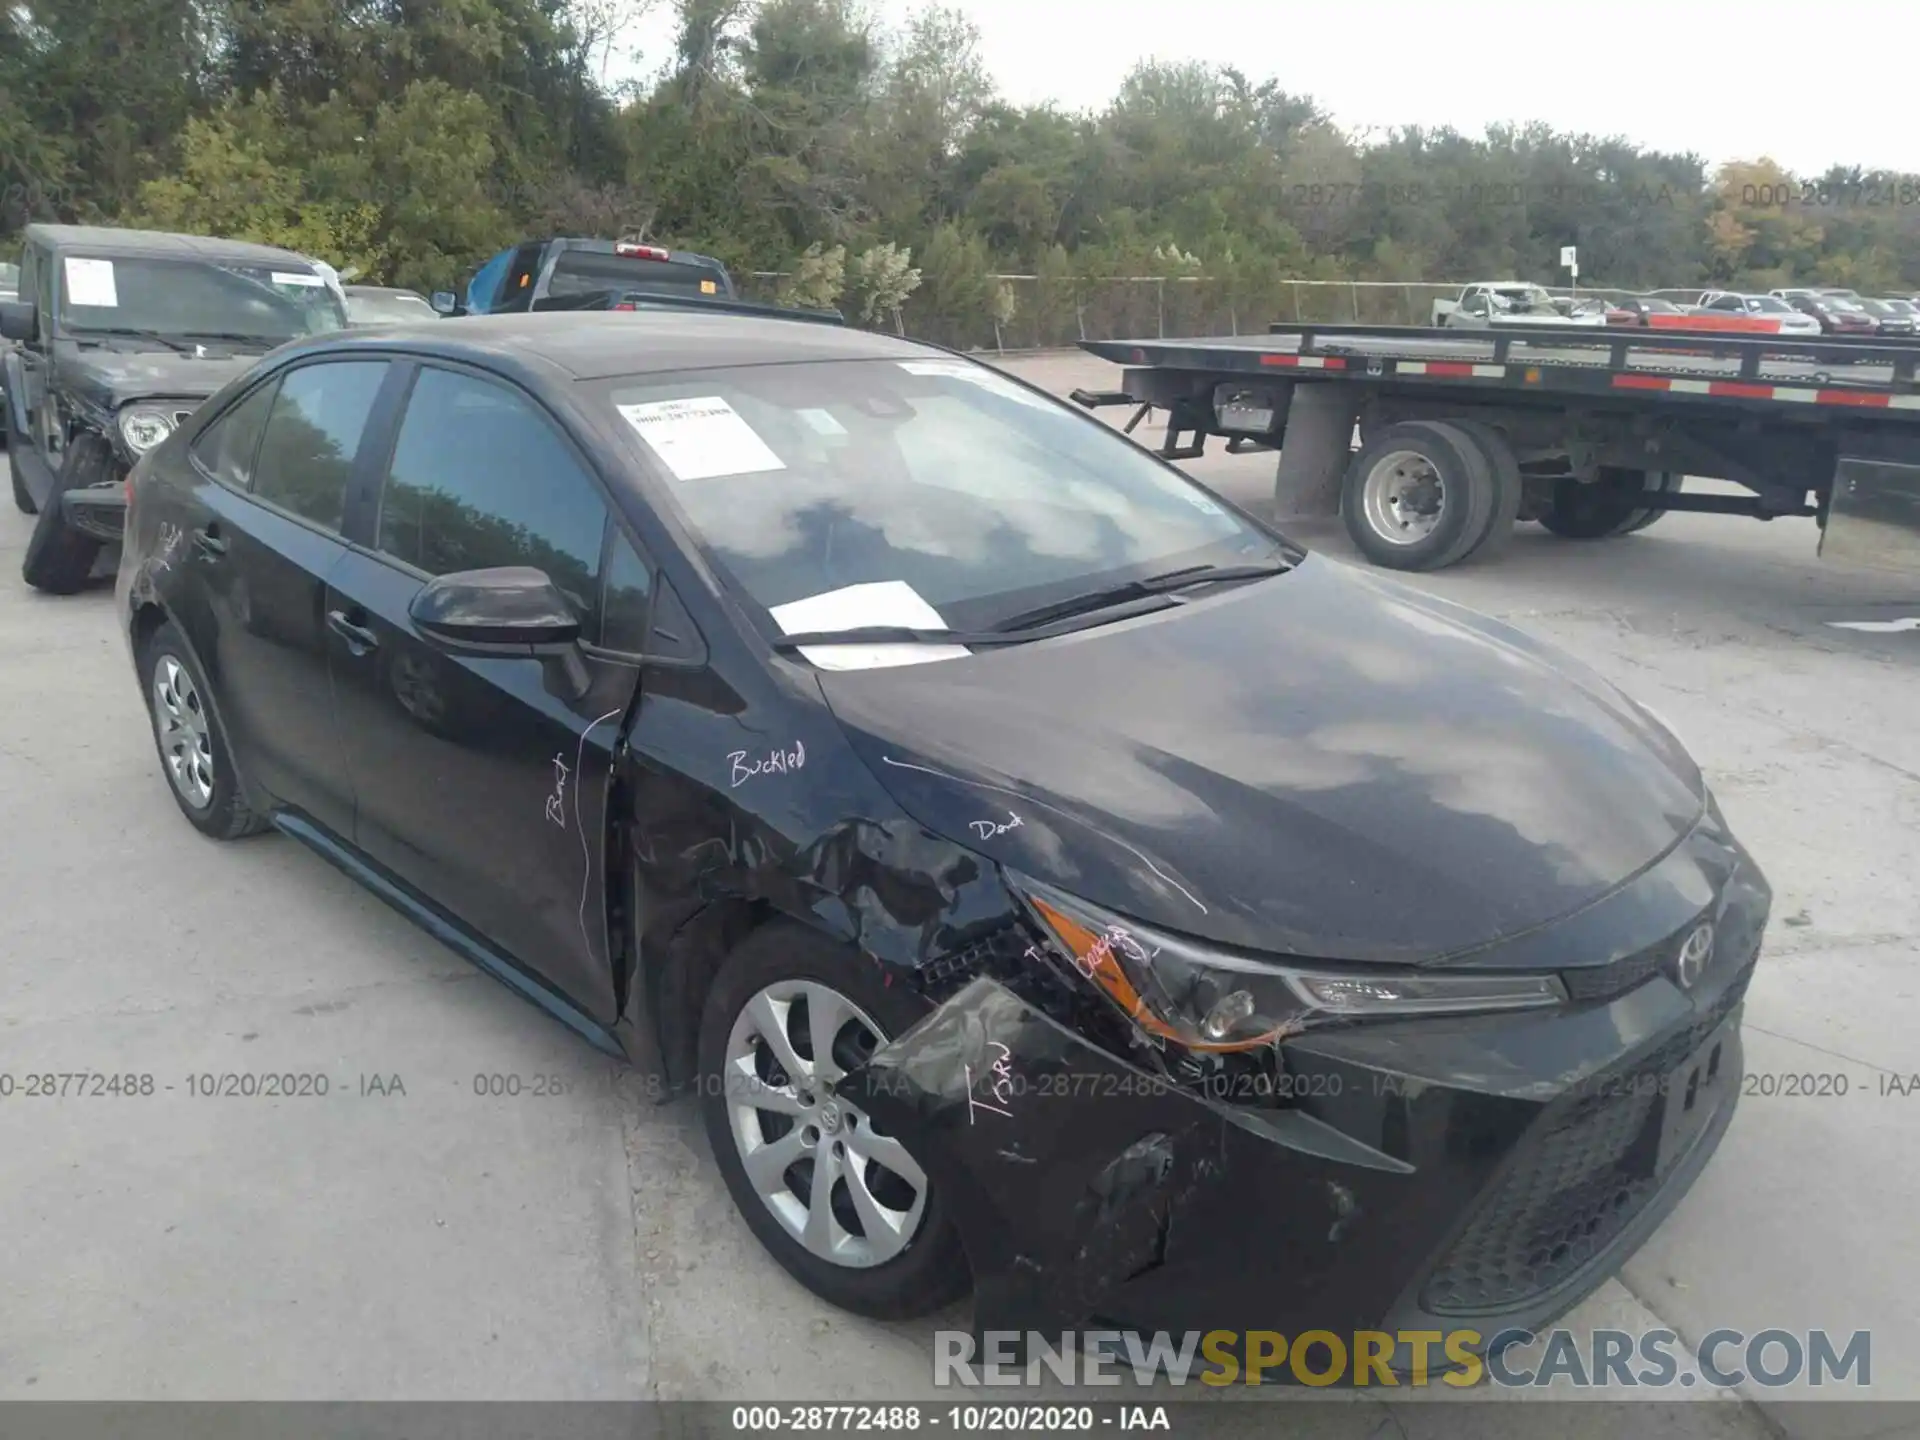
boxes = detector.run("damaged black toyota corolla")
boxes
[115,311,1768,1357]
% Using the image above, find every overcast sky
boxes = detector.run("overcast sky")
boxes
[608,0,1920,176]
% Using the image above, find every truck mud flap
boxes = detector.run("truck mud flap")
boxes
[1821,455,1920,571]
[841,977,1228,1337]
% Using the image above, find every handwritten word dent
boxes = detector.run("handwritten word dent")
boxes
[729,741,806,788]
[964,1040,1017,1124]
[544,754,570,827]
[968,812,1024,841]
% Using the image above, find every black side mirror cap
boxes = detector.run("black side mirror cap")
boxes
[409,566,581,651]
[0,301,35,343]
[430,291,458,316]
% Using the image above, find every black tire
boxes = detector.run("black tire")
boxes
[137,620,270,840]
[1445,419,1525,560]
[699,922,970,1320]
[21,432,112,593]
[1623,471,1680,533]
[1537,466,1672,540]
[1339,420,1492,571]
[6,410,36,516]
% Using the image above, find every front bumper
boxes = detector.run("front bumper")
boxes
[847,818,1769,1367]
[61,483,127,543]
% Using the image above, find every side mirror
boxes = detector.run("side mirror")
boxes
[0,300,35,343]
[409,567,580,651]
[430,291,457,316]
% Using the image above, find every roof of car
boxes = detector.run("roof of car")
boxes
[22,224,322,268]
[304,310,937,379]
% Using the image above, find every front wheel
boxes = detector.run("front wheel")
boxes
[699,923,970,1319]
[6,411,36,516]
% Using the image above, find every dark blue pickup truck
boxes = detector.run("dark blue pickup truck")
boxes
[437,237,737,316]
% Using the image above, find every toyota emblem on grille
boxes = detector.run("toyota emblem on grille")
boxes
[1675,923,1715,990]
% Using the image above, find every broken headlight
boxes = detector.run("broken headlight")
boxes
[1016,881,1566,1055]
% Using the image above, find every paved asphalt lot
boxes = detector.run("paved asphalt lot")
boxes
[3,349,1917,1439]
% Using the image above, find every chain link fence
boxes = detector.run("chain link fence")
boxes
[740,274,1644,350]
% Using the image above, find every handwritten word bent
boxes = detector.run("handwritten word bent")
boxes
[730,741,806,788]
[968,812,1024,841]
[963,1041,1017,1124]
[545,754,570,827]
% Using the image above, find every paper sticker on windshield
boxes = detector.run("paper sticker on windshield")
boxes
[770,581,970,671]
[797,407,847,436]
[897,360,1052,409]
[1181,491,1225,516]
[64,258,118,308]
[616,397,786,481]
[271,271,326,287]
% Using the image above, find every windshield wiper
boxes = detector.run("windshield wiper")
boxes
[179,331,280,347]
[988,559,1289,634]
[771,626,1031,651]
[73,327,198,354]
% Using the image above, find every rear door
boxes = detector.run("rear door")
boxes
[177,358,394,837]
[323,361,644,1021]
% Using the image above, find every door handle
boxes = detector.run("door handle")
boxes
[191,526,228,558]
[327,609,380,653]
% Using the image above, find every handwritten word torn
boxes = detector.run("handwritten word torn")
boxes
[730,741,806,788]
[964,1040,1017,1124]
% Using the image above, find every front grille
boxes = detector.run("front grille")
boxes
[1422,964,1751,1316]
[1560,940,1669,1003]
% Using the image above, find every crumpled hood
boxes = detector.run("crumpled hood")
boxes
[819,555,1704,965]
[57,346,260,412]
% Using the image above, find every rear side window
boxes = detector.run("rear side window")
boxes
[191,381,280,489]
[252,361,389,532]
[376,366,609,620]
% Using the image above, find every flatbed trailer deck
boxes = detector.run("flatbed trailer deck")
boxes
[1072,323,1920,573]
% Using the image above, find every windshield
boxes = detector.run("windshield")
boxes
[591,358,1282,638]
[55,253,347,343]
[346,291,438,324]
[546,251,734,301]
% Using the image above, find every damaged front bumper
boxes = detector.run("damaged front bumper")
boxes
[844,850,1769,1375]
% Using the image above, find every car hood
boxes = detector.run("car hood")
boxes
[818,555,1704,964]
[55,346,263,412]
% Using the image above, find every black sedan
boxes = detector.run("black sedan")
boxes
[114,312,1769,1357]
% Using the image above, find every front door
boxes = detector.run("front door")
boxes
[324,362,645,1022]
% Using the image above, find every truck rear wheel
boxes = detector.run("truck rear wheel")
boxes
[1444,420,1524,560]
[1537,467,1674,540]
[1339,420,1493,571]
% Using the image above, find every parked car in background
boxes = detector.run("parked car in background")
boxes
[0,262,17,438]
[0,224,347,592]
[442,236,737,317]
[1785,293,1878,334]
[1434,282,1606,328]
[1605,296,1686,324]
[1852,298,1917,337]
[344,285,440,326]
[1881,298,1920,329]
[1696,292,1823,337]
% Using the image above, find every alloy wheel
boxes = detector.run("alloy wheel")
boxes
[1362,450,1447,543]
[151,654,215,810]
[724,979,927,1268]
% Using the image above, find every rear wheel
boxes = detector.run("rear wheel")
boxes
[1444,419,1525,560]
[1339,420,1492,571]
[1537,467,1675,540]
[21,432,113,593]
[699,923,970,1320]
[137,620,269,840]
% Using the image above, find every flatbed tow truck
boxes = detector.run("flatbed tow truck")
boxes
[1070,321,1920,573]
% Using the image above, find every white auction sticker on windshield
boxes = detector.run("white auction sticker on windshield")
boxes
[616,396,786,481]
[271,271,326,287]
[64,257,119,308]
[769,581,971,671]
